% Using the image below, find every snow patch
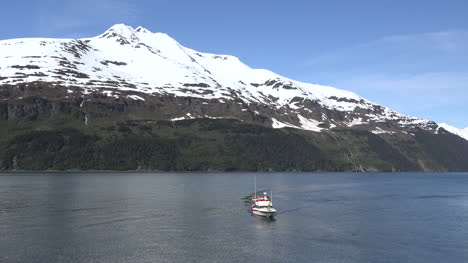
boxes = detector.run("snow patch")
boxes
[203,115,225,119]
[271,118,299,129]
[371,127,395,135]
[271,115,323,132]
[298,115,323,132]
[127,95,145,101]
[346,117,365,127]
[102,90,120,98]
[171,117,188,121]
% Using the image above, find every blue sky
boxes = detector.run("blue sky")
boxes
[1,0,467,127]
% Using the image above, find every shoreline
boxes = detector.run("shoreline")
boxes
[1,170,467,174]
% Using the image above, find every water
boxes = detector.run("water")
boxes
[1,172,468,263]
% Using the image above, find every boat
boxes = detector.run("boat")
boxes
[251,191,277,217]
[250,175,277,217]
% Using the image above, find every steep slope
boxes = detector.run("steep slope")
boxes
[0,24,466,171]
[439,123,468,142]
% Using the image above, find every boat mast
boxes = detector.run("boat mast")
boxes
[254,174,257,200]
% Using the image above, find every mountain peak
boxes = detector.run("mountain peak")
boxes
[99,24,140,43]
[102,24,152,36]
[135,26,151,33]
[105,24,134,34]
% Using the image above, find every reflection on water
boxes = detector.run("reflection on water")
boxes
[250,215,276,229]
[1,172,468,263]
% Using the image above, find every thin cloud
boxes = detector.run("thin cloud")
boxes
[362,30,468,53]
[306,30,468,72]
[337,71,468,91]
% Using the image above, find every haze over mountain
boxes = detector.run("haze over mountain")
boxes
[1,24,467,172]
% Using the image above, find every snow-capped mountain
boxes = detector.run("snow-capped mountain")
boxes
[0,24,447,135]
[1,24,468,172]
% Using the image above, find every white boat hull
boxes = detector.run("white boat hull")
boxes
[252,208,276,217]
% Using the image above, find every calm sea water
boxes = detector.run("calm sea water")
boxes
[1,172,468,263]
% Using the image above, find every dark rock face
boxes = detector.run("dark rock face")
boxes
[0,82,466,172]
[100,60,127,66]
[11,65,41,70]
[0,82,439,133]
[0,84,268,125]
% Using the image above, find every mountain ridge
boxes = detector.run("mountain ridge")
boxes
[439,123,468,141]
[1,24,446,135]
[1,24,467,172]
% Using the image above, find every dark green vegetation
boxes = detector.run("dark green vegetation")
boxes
[0,119,329,171]
[1,117,468,172]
